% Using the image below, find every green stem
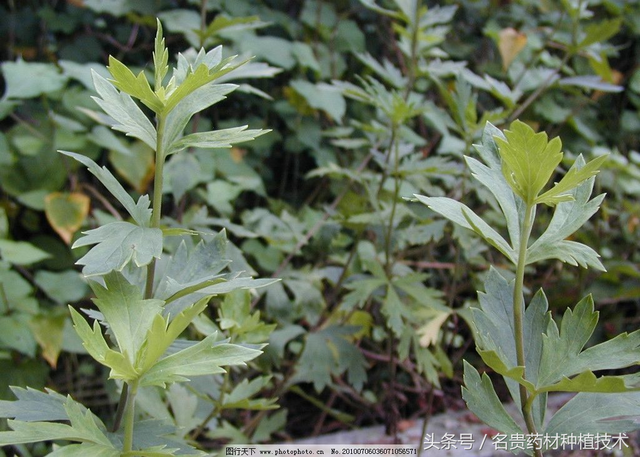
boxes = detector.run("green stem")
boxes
[384,126,400,275]
[145,114,167,299]
[122,380,139,453]
[513,203,542,457]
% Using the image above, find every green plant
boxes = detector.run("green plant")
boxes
[0,20,275,456]
[416,120,640,456]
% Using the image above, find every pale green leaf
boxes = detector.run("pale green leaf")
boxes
[69,307,138,380]
[0,240,50,265]
[559,76,623,92]
[1,59,68,99]
[536,154,608,205]
[167,126,269,155]
[140,334,262,387]
[469,122,521,250]
[163,83,237,154]
[528,157,606,270]
[73,222,162,277]
[462,361,524,437]
[163,57,248,114]
[0,387,68,422]
[89,272,164,365]
[47,443,120,457]
[537,295,640,391]
[495,120,563,205]
[138,298,208,372]
[91,71,157,150]
[290,80,346,123]
[545,391,640,436]
[60,150,152,226]
[414,195,516,263]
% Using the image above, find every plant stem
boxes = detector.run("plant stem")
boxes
[145,114,167,299]
[513,203,542,457]
[122,380,139,453]
[384,126,400,275]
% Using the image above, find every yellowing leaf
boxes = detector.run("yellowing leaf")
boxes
[418,310,450,347]
[44,192,90,245]
[108,142,155,194]
[498,28,527,71]
[29,314,66,368]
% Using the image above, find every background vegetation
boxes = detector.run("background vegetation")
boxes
[1,0,639,453]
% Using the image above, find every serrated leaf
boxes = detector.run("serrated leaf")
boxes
[471,269,550,427]
[89,272,164,366]
[140,333,262,387]
[382,285,410,337]
[470,122,521,250]
[537,371,640,394]
[163,57,248,115]
[60,150,152,226]
[91,71,157,149]
[545,391,640,436]
[69,307,138,380]
[0,395,112,447]
[462,361,524,437]
[108,56,163,112]
[45,192,90,244]
[295,325,368,392]
[417,310,450,347]
[0,387,68,422]
[73,221,162,277]
[536,154,608,205]
[537,295,640,389]
[167,126,269,155]
[138,298,208,372]
[47,443,120,457]
[528,156,606,270]
[414,195,516,263]
[163,83,237,154]
[223,376,278,410]
[495,120,563,205]
[154,19,169,92]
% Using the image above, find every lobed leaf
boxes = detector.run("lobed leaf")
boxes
[73,222,162,277]
[107,56,163,112]
[89,272,164,366]
[414,195,516,263]
[167,126,270,155]
[60,150,152,226]
[91,70,157,150]
[494,120,563,205]
[140,333,262,387]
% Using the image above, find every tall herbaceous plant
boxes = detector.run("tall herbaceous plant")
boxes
[0,21,275,456]
[416,121,640,456]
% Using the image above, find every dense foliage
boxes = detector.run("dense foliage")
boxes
[0,0,639,454]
